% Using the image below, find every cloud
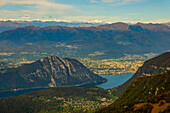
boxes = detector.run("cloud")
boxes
[0,0,73,9]
[10,0,73,10]
[129,18,142,21]
[115,0,142,5]
[95,0,143,5]
[90,0,100,3]
[0,10,32,20]
[126,13,140,16]
[20,15,30,19]
[60,16,120,23]
[102,0,120,3]
[21,10,34,14]
[123,18,170,24]
[0,0,77,17]
[0,0,12,6]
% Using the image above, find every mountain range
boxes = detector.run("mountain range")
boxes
[0,20,103,33]
[0,22,169,59]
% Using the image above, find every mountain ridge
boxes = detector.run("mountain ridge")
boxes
[0,22,169,59]
[111,52,170,96]
[0,56,107,91]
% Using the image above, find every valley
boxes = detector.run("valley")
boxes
[79,58,144,75]
[0,22,169,113]
[1,51,154,75]
[0,52,169,113]
[0,0,169,112]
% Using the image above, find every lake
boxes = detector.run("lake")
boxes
[0,73,133,98]
[96,73,133,89]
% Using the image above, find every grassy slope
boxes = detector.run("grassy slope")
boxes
[96,71,170,113]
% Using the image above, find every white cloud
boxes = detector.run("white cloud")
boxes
[0,0,12,6]
[10,0,73,10]
[60,16,120,23]
[90,0,100,3]
[0,0,77,17]
[129,18,142,21]
[102,0,120,3]
[0,10,33,20]
[100,0,142,5]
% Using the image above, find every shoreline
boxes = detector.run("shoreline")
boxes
[0,73,133,93]
[98,72,134,75]
[0,73,133,99]
[0,87,50,93]
[0,81,107,93]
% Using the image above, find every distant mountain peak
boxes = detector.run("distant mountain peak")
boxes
[97,22,129,31]
[135,23,170,31]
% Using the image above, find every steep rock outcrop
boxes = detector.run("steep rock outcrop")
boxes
[0,56,107,91]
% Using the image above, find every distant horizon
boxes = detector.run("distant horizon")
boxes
[0,0,169,24]
[0,19,169,24]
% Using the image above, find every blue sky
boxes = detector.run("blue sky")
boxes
[0,0,169,23]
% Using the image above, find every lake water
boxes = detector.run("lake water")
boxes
[0,88,50,99]
[96,73,133,89]
[0,73,133,98]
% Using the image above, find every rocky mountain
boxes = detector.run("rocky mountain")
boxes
[112,52,170,96]
[0,56,107,91]
[0,22,169,59]
[0,20,102,32]
[96,71,170,113]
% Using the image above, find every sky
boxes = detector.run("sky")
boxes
[0,0,170,23]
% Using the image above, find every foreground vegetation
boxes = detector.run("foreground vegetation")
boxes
[96,71,170,113]
[0,87,117,113]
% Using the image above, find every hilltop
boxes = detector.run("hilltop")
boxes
[0,56,107,91]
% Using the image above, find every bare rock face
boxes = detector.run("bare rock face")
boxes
[0,56,107,91]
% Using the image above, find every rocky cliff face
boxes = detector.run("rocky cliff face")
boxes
[112,52,170,96]
[0,56,107,91]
